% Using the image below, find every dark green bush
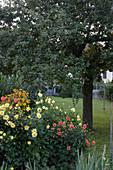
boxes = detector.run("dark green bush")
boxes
[99,81,113,101]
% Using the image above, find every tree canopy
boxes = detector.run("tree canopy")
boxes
[0,0,113,127]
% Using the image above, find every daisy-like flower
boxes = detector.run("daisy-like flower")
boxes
[24,125,29,130]
[71,108,75,112]
[77,115,81,121]
[0,136,3,139]
[37,108,42,113]
[10,123,15,128]
[26,107,31,111]
[27,141,31,145]
[14,114,19,119]
[32,128,37,133]
[28,115,31,119]
[10,136,14,140]
[38,92,43,97]
[55,106,59,110]
[3,115,9,120]
[79,123,82,126]
[16,104,19,107]
[46,125,50,129]
[0,131,3,134]
[45,107,48,111]
[36,101,40,105]
[37,113,41,118]
[48,100,51,104]
[10,168,14,170]
[5,103,10,108]
[52,100,55,104]
[42,106,46,109]
[32,132,37,137]
[3,133,6,136]
[0,111,4,116]
[9,105,13,110]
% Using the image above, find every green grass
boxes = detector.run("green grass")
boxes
[52,97,112,155]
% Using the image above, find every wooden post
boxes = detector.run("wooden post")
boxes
[110,117,113,169]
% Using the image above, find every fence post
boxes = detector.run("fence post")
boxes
[110,117,113,169]
[103,83,105,110]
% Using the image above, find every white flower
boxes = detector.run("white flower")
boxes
[38,92,43,97]
[71,108,75,112]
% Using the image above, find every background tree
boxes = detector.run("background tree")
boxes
[0,0,113,128]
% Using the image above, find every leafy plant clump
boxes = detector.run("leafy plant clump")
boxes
[0,90,95,169]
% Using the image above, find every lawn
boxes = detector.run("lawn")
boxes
[52,97,112,155]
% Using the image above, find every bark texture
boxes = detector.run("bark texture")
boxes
[83,77,93,129]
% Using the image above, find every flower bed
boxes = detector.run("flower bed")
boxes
[0,89,95,169]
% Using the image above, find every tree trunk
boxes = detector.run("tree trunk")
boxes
[83,77,93,129]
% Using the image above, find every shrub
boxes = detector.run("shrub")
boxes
[105,81,113,101]
[26,145,110,170]
[99,81,113,101]
[0,90,95,169]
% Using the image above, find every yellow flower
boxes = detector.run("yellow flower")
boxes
[32,129,37,133]
[48,100,51,104]
[14,114,19,119]
[52,100,55,104]
[77,115,81,121]
[79,123,82,126]
[5,103,10,108]
[36,101,40,105]
[40,100,43,103]
[37,113,41,118]
[28,115,31,119]
[24,125,29,130]
[37,108,42,113]
[45,107,48,111]
[14,107,17,110]
[27,141,31,145]
[19,103,22,106]
[3,115,9,120]
[8,121,12,125]
[23,103,26,106]
[0,111,4,116]
[11,123,15,128]
[26,99,30,103]
[0,131,3,134]
[38,92,43,97]
[26,107,31,111]
[3,133,6,136]
[46,125,50,129]
[32,132,37,137]
[16,104,19,107]
[10,167,14,170]
[55,106,59,110]
[71,108,75,112]
[45,99,48,102]
[0,136,3,139]
[10,136,14,140]
[42,106,45,109]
